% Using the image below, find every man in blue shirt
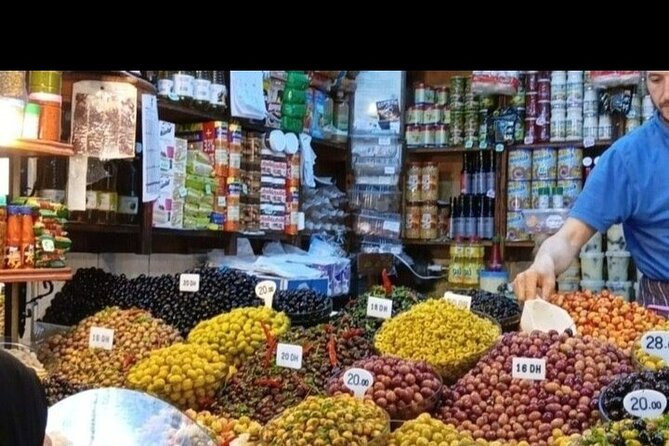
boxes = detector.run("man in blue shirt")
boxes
[514,71,669,305]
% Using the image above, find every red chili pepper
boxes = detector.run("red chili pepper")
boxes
[256,377,282,388]
[342,328,364,339]
[327,335,338,367]
[324,324,334,334]
[303,341,314,356]
[382,268,393,296]
[122,353,136,371]
[259,321,277,368]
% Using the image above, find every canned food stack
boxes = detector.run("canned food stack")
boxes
[625,93,642,134]
[506,149,532,241]
[531,147,557,208]
[240,132,262,232]
[582,83,599,140]
[565,71,584,142]
[524,71,551,143]
[550,71,567,142]
[510,73,526,143]
[557,146,583,208]
[450,76,467,146]
[158,71,227,112]
[463,82,480,148]
[406,83,450,147]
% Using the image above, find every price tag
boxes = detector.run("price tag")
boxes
[524,136,534,145]
[384,166,396,175]
[205,183,212,195]
[641,331,669,364]
[42,239,55,253]
[89,327,114,350]
[179,273,200,293]
[443,292,472,310]
[512,357,546,380]
[486,189,496,199]
[344,368,374,398]
[583,136,596,148]
[255,280,277,309]
[536,116,546,126]
[465,140,474,149]
[366,296,393,319]
[495,143,505,153]
[217,196,226,207]
[379,137,391,146]
[276,343,303,369]
[179,186,188,198]
[623,389,667,419]
[479,141,488,150]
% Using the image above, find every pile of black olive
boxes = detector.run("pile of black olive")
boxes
[465,289,521,331]
[272,289,332,326]
[42,268,129,326]
[600,370,669,420]
[43,373,92,406]
[42,267,263,335]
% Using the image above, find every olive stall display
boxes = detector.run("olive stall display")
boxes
[374,299,501,382]
[43,373,92,406]
[338,285,428,340]
[438,330,633,446]
[548,290,669,353]
[214,324,373,423]
[327,355,443,422]
[271,289,332,327]
[187,307,291,368]
[127,342,234,411]
[39,307,182,387]
[634,335,669,372]
[258,395,390,446]
[387,413,516,446]
[599,370,669,421]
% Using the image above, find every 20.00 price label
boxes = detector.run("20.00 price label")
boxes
[623,389,667,419]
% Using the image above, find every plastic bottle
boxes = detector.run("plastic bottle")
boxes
[334,91,349,133]
[96,161,118,225]
[448,236,465,286]
[20,207,34,268]
[117,159,140,224]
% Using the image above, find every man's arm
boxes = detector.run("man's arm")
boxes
[513,217,596,300]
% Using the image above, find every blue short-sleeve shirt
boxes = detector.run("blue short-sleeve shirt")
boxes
[570,111,669,280]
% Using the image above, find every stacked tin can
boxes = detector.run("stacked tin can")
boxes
[531,148,557,209]
[557,146,583,208]
[406,83,450,147]
[449,76,467,146]
[582,83,599,140]
[626,93,642,134]
[506,149,532,241]
[565,71,584,141]
[511,72,526,143]
[524,71,551,143]
[463,78,480,148]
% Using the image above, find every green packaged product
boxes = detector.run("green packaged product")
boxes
[280,102,307,119]
[282,88,307,104]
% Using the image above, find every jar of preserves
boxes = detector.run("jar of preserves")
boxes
[420,162,439,201]
[406,162,422,202]
[405,204,421,239]
[420,202,438,240]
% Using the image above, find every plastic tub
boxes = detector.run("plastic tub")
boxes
[580,252,604,280]
[558,278,580,292]
[606,251,631,281]
[558,259,581,280]
[607,224,626,251]
[580,232,602,253]
[606,280,633,301]
[580,279,606,292]
[521,208,569,234]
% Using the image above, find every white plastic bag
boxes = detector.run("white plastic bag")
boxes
[520,299,577,334]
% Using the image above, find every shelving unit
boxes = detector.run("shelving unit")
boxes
[0,139,74,158]
[0,268,73,283]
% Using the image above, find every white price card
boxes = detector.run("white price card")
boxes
[382,221,400,233]
[443,292,472,310]
[89,327,114,350]
[179,186,188,198]
[495,143,505,153]
[276,343,303,369]
[583,136,596,148]
[217,196,226,207]
[641,331,669,364]
[366,296,393,319]
[524,136,533,145]
[379,137,391,146]
[384,166,396,175]
[41,239,55,252]
[465,140,474,149]
[512,357,546,380]
[179,273,200,293]
[255,280,277,309]
[344,368,374,398]
[623,389,667,419]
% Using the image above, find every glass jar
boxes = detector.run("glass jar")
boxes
[420,162,439,201]
[406,162,422,202]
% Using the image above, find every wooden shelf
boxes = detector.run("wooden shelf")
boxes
[402,239,535,248]
[66,222,140,234]
[0,139,74,157]
[311,137,348,151]
[505,240,535,248]
[152,228,231,239]
[157,99,227,124]
[0,268,72,283]
[407,145,489,155]
[511,140,614,150]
